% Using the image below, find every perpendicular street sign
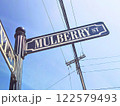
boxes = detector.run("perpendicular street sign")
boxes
[0,20,15,72]
[26,22,109,54]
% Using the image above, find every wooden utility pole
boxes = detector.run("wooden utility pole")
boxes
[9,27,26,90]
[59,0,86,90]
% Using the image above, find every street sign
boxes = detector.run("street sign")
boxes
[0,20,15,72]
[26,22,109,54]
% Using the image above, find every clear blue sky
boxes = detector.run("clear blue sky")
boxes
[0,0,120,90]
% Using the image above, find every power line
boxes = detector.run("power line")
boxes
[41,0,68,65]
[55,0,66,29]
[69,0,84,55]
[83,68,120,73]
[60,46,73,90]
[68,68,73,90]
[70,0,77,26]
[41,0,72,90]
[56,0,74,89]
[92,86,120,90]
[60,47,67,62]
[46,67,120,89]
[41,0,69,66]
[79,42,84,55]
[41,0,55,32]
[81,55,120,61]
[58,0,87,90]
[81,60,120,67]
[41,1,120,90]
[46,70,75,90]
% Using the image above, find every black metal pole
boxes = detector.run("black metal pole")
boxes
[59,0,86,90]
[9,27,26,90]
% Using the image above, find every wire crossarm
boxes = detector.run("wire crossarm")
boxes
[66,54,86,66]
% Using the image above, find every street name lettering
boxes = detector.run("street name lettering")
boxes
[35,28,90,48]
[0,21,15,72]
[26,22,109,54]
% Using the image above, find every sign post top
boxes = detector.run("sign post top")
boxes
[14,27,26,38]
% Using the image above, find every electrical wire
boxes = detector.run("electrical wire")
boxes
[46,70,75,90]
[69,0,84,55]
[56,0,66,29]
[41,0,73,89]
[57,0,75,90]
[41,0,68,66]
[46,66,120,89]
[45,64,120,90]
[42,1,120,90]
[83,68,120,73]
[70,0,77,26]
[81,60,120,67]
[68,68,73,90]
[41,0,68,64]
[92,86,120,90]
[60,47,67,62]
[79,42,84,55]
[81,55,120,61]
[41,0,55,32]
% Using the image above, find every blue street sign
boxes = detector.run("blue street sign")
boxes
[0,20,15,72]
[26,22,109,54]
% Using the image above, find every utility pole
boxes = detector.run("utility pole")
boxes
[59,0,86,90]
[9,27,26,90]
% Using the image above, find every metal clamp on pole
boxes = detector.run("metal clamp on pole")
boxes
[9,27,26,90]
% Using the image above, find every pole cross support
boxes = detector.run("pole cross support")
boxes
[66,54,86,66]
